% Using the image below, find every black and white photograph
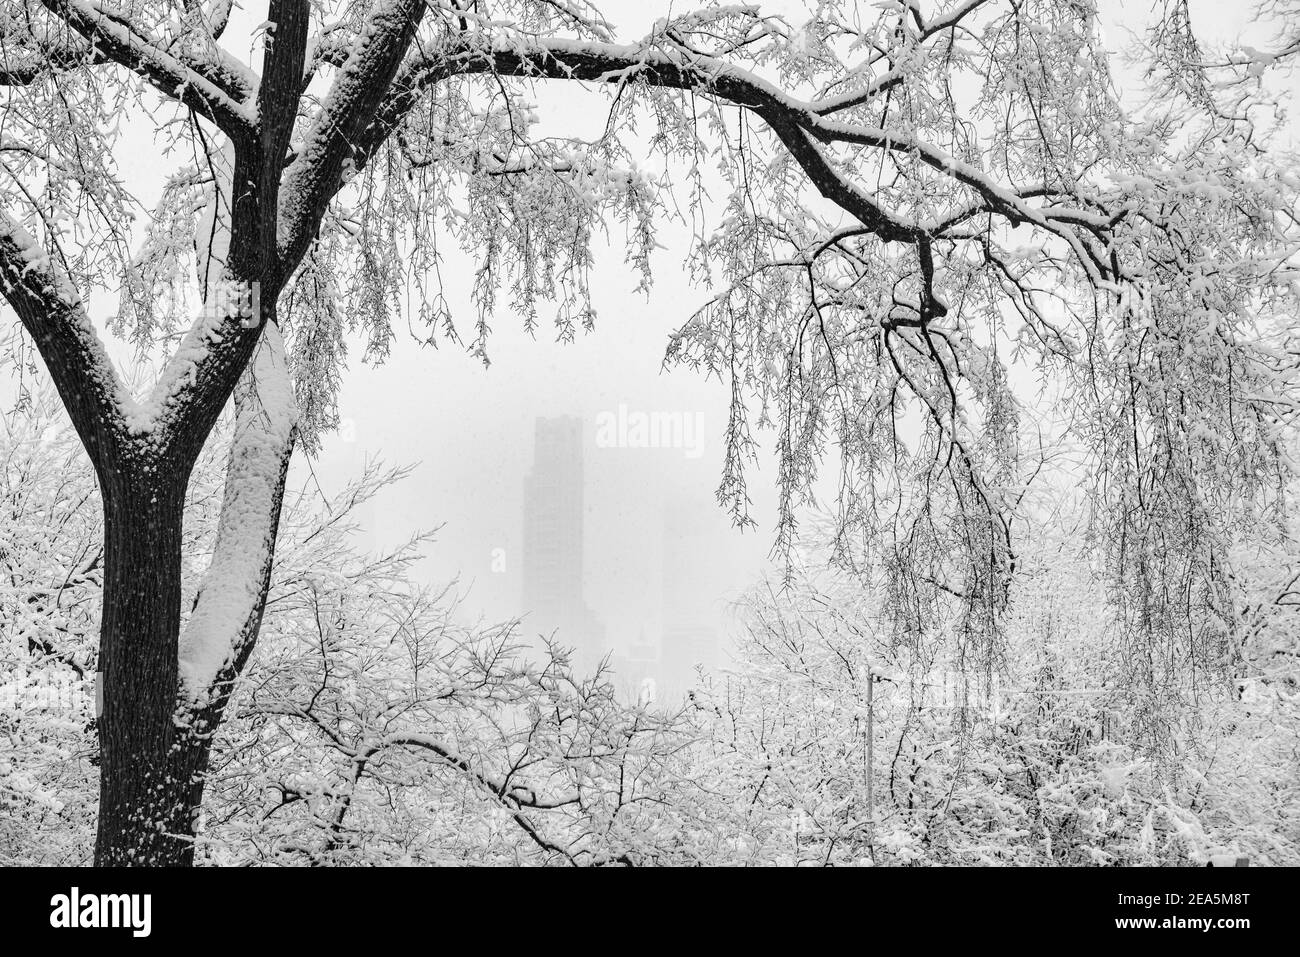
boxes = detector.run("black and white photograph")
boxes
[0,0,1293,935]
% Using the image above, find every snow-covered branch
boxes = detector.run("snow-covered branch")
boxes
[0,212,134,466]
[276,0,428,275]
[386,31,1121,278]
[37,0,255,135]
[178,323,297,701]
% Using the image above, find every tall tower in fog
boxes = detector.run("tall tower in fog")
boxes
[522,416,604,670]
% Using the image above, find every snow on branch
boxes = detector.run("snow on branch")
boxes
[178,322,297,701]
[385,30,1120,279]
[38,0,255,134]
[0,211,135,463]
[276,0,428,275]
[0,34,109,85]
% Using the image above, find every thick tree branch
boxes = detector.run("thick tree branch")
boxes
[376,34,1116,272]
[0,211,133,471]
[38,0,254,135]
[180,323,297,706]
[0,35,109,84]
[276,0,427,279]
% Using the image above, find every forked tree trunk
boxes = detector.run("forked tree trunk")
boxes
[93,320,296,867]
[95,474,213,865]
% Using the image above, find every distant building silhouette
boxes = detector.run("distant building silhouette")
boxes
[522,416,605,671]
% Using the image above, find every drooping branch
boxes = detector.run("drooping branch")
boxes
[374,33,1121,279]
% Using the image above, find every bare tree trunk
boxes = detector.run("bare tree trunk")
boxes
[95,475,202,866]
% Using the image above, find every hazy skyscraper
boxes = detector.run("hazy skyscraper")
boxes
[522,416,605,670]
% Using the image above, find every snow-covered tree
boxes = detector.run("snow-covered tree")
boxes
[1148,0,1300,112]
[0,389,99,864]
[696,504,1300,866]
[1,0,1296,865]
